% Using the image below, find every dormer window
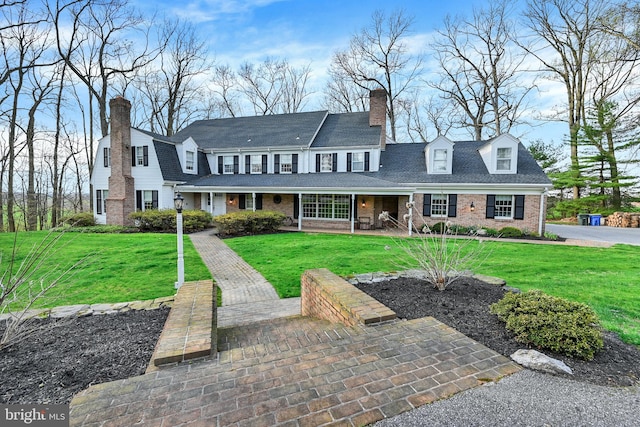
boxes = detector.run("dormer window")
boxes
[425,135,454,174]
[186,151,195,171]
[251,155,262,173]
[496,148,512,171]
[433,149,448,172]
[223,156,235,174]
[280,154,293,173]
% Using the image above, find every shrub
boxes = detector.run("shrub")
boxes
[544,231,559,240]
[129,209,212,233]
[430,222,446,233]
[481,227,499,237]
[490,290,603,360]
[214,211,286,236]
[61,212,96,227]
[498,226,523,238]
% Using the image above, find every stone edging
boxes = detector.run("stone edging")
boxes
[0,296,175,322]
[346,269,507,286]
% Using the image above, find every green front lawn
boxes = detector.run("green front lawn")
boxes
[225,233,640,346]
[0,231,211,309]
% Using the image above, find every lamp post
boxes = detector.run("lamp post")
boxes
[174,192,184,289]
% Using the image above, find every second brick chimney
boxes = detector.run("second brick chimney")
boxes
[105,96,135,226]
[369,88,387,149]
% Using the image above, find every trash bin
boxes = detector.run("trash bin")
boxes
[589,214,602,226]
[577,213,589,226]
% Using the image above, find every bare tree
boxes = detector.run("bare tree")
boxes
[329,9,423,141]
[322,63,369,113]
[430,0,531,140]
[210,65,241,118]
[522,0,609,199]
[280,61,312,114]
[134,18,214,136]
[238,58,285,115]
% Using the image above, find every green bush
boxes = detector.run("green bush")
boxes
[430,222,446,233]
[498,226,523,238]
[481,227,499,237]
[214,211,286,236]
[129,209,212,233]
[490,290,603,360]
[61,212,96,227]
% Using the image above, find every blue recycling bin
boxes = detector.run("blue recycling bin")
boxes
[589,214,602,226]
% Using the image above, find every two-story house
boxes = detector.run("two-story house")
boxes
[91,90,552,234]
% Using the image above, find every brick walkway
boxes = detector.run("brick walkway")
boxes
[70,316,520,426]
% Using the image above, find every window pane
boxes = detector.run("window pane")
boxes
[144,191,154,210]
[321,154,332,172]
[251,155,262,173]
[136,147,144,165]
[497,148,511,170]
[433,149,447,172]
[431,194,447,216]
[223,156,234,174]
[186,151,194,170]
[352,153,364,172]
[495,195,513,218]
[280,154,292,173]
[334,195,350,219]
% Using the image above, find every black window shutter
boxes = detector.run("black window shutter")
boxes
[239,194,246,209]
[423,194,432,217]
[262,155,267,174]
[347,153,352,172]
[274,154,280,174]
[514,195,525,220]
[218,156,223,174]
[152,190,158,209]
[96,191,103,214]
[103,148,109,167]
[245,155,250,174]
[136,190,142,211]
[143,146,149,166]
[448,194,457,218]
[292,154,298,174]
[131,147,136,167]
[233,155,239,174]
[365,152,370,171]
[486,195,496,219]
[256,194,263,210]
[315,154,320,172]
[293,194,299,219]
[332,153,337,171]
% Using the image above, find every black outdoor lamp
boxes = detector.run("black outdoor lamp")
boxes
[174,192,184,213]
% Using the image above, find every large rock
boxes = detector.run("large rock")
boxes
[511,349,573,375]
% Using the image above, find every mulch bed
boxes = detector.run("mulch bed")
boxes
[0,308,169,405]
[354,277,640,387]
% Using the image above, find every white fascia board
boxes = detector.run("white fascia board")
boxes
[175,185,415,195]
[411,183,549,194]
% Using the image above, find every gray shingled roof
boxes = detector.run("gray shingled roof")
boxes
[153,140,211,182]
[311,112,381,148]
[373,141,552,185]
[184,171,409,191]
[172,111,330,150]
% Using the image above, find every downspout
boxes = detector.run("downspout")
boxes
[350,193,355,234]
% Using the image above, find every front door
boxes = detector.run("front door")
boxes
[212,193,226,216]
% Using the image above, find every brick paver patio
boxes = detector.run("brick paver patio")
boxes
[70,316,520,426]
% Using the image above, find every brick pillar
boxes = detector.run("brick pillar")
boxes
[369,88,387,149]
[106,97,135,226]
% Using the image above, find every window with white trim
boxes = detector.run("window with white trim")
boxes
[143,191,155,210]
[223,156,234,174]
[431,194,448,217]
[103,148,111,167]
[433,149,447,172]
[320,154,333,172]
[280,154,292,173]
[186,151,195,171]
[351,152,365,172]
[495,195,513,218]
[135,146,145,166]
[302,194,350,219]
[96,189,108,214]
[245,196,254,210]
[251,155,262,174]
[496,148,512,171]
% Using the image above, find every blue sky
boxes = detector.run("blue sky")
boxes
[129,0,567,145]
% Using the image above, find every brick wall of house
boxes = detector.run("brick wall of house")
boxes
[411,193,544,234]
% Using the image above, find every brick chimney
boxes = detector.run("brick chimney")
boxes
[105,96,135,226]
[369,88,387,149]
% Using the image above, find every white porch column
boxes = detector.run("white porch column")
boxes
[252,192,256,212]
[408,194,414,237]
[298,193,303,231]
[538,189,547,236]
[350,193,356,234]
